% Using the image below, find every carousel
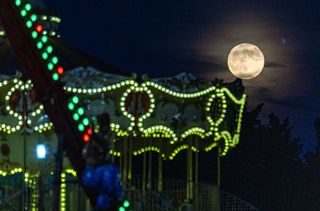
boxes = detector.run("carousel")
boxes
[0,0,257,210]
[0,68,246,210]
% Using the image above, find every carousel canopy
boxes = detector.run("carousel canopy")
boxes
[0,70,246,159]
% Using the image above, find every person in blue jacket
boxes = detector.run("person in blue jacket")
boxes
[82,113,123,210]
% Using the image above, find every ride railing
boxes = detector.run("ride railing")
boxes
[221,191,259,211]
[0,187,25,210]
[126,177,259,211]
[0,175,259,211]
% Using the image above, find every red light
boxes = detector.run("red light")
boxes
[35,24,43,33]
[57,66,64,75]
[83,134,90,142]
[87,128,93,135]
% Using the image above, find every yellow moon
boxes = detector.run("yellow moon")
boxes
[227,43,265,79]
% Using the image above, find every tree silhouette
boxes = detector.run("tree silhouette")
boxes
[221,104,306,211]
[303,118,320,211]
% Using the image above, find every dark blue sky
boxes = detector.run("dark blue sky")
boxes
[44,0,320,151]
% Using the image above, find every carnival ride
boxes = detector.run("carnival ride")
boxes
[0,0,246,210]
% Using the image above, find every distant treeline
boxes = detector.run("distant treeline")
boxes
[220,104,320,211]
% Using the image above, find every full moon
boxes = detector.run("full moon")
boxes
[227,43,265,80]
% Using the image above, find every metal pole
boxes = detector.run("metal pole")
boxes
[52,135,64,211]
[128,136,132,186]
[195,152,198,183]
[195,137,199,187]
[148,151,152,190]
[23,131,26,172]
[143,153,147,195]
[22,91,28,211]
[187,147,193,201]
[157,154,163,192]
[23,130,27,211]
[123,137,128,188]
[217,143,221,211]
[217,144,220,187]
[195,150,199,210]
[119,151,123,181]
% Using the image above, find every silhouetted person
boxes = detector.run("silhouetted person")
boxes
[82,113,123,211]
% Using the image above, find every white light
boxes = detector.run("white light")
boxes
[36,144,47,159]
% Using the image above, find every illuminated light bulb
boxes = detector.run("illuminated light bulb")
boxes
[78,124,85,131]
[30,14,38,22]
[25,3,32,11]
[48,63,54,71]
[37,41,43,49]
[31,31,38,39]
[42,52,49,60]
[56,66,64,75]
[73,113,80,121]
[52,73,59,81]
[87,128,93,135]
[77,107,85,115]
[20,10,27,17]
[46,45,53,53]
[72,96,79,104]
[41,36,48,43]
[15,0,22,6]
[26,20,33,28]
[52,56,58,64]
[67,102,74,110]
[34,24,43,33]
[83,118,89,126]
[36,144,47,159]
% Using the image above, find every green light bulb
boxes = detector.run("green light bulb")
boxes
[15,0,21,6]
[73,113,80,121]
[68,102,75,110]
[26,20,32,28]
[31,31,38,39]
[118,207,125,211]
[42,52,48,60]
[83,118,89,126]
[77,108,84,115]
[72,96,79,104]
[52,73,59,81]
[46,45,53,53]
[20,10,27,17]
[47,63,54,71]
[123,200,130,208]
[25,4,32,11]
[30,14,37,22]
[41,36,48,43]
[52,56,58,64]
[37,42,43,49]
[78,124,85,131]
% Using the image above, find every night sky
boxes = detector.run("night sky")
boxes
[43,0,320,151]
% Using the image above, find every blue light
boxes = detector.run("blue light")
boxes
[36,144,47,159]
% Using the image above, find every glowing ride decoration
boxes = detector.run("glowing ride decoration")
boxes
[36,144,47,159]
[11,0,93,143]
[0,75,246,157]
[70,78,245,157]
